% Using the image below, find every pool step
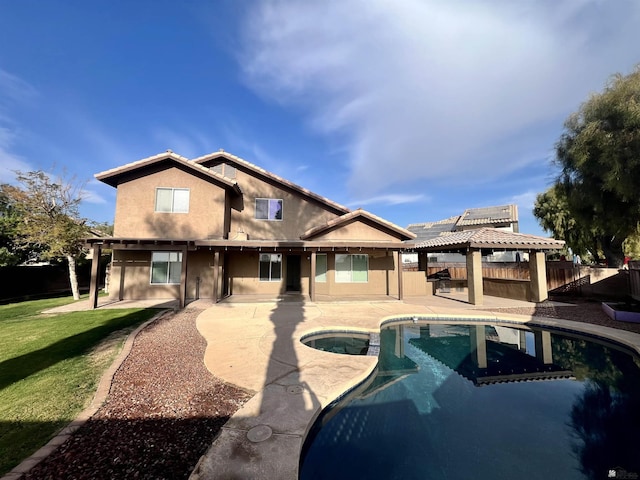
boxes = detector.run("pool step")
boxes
[367,333,380,356]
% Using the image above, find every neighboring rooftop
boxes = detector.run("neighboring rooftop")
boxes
[406,205,519,243]
[458,204,518,228]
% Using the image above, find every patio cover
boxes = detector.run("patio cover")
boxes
[409,228,565,305]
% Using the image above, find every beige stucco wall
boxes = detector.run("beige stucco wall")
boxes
[110,248,404,301]
[113,166,228,238]
[403,271,433,296]
[110,249,215,301]
[226,251,400,297]
[483,278,531,301]
[309,220,401,242]
[321,251,399,296]
[110,250,178,300]
[186,250,217,300]
[227,252,281,295]
[228,169,341,240]
[224,252,312,296]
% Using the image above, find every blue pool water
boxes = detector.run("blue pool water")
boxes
[300,322,640,480]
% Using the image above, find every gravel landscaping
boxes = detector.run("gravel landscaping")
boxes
[22,307,253,480]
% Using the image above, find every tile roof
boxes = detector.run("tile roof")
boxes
[413,227,565,251]
[192,150,351,215]
[301,208,416,241]
[95,150,240,192]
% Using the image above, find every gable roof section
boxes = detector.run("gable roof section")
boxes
[193,150,351,215]
[413,227,564,251]
[301,208,416,241]
[95,150,241,193]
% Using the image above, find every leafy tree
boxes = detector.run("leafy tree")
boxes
[541,66,640,267]
[533,185,602,263]
[622,226,640,261]
[7,170,90,300]
[0,187,30,266]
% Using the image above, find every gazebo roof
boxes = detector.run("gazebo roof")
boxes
[411,227,565,251]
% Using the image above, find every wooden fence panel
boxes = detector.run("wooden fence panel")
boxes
[427,261,586,292]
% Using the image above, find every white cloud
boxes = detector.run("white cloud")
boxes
[0,69,37,105]
[508,190,538,212]
[0,71,37,182]
[80,188,108,205]
[151,127,218,159]
[239,0,640,196]
[0,127,33,182]
[347,193,427,208]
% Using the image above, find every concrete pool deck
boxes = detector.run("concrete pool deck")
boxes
[189,295,640,479]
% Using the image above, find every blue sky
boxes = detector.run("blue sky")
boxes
[1,1,640,236]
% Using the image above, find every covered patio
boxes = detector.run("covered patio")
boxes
[410,228,565,305]
[85,237,409,309]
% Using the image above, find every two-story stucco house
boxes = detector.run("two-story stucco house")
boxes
[86,150,415,307]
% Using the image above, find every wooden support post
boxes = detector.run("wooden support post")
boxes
[213,251,220,303]
[88,244,102,309]
[310,251,316,302]
[397,251,404,301]
[179,247,188,309]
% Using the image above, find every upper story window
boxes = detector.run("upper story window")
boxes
[155,188,189,213]
[255,198,283,221]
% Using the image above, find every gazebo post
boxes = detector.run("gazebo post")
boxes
[466,248,483,305]
[529,250,548,302]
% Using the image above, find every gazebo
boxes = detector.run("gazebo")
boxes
[411,228,565,305]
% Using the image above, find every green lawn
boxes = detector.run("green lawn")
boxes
[0,296,160,475]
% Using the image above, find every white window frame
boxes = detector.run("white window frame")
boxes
[255,198,283,221]
[315,254,327,283]
[155,187,190,213]
[150,251,183,285]
[259,253,282,282]
[335,254,368,283]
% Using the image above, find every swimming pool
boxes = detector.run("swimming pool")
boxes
[299,320,640,480]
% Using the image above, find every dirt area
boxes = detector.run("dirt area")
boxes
[23,308,253,480]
